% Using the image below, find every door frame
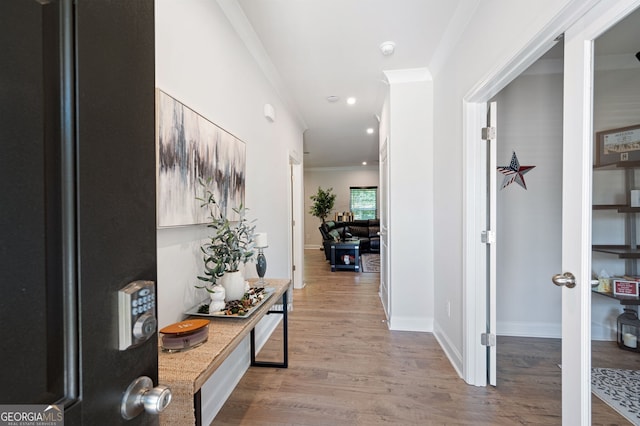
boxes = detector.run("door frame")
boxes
[289,151,304,289]
[461,0,601,387]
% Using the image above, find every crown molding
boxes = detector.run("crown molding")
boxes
[216,0,308,130]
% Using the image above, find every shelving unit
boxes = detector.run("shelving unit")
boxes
[592,161,640,349]
[593,161,640,276]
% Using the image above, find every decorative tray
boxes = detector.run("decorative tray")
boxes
[185,287,274,319]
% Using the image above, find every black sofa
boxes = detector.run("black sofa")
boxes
[318,219,380,260]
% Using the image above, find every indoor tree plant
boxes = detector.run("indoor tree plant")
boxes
[309,186,336,223]
[196,178,256,301]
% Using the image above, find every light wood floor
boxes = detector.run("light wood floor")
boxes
[212,249,638,425]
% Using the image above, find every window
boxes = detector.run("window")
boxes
[350,186,377,220]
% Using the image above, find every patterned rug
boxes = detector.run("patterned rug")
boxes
[360,253,380,273]
[592,367,640,425]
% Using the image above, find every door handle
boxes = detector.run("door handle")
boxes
[121,376,172,420]
[551,272,576,288]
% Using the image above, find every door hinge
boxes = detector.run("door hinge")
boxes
[481,333,496,347]
[292,265,296,271]
[481,230,496,244]
[481,126,496,141]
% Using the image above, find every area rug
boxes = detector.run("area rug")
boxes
[591,367,640,425]
[360,253,380,273]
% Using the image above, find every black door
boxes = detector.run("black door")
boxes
[1,1,159,424]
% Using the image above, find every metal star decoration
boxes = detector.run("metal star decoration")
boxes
[497,151,535,190]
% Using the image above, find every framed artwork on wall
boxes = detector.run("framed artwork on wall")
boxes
[595,124,640,167]
[156,90,245,227]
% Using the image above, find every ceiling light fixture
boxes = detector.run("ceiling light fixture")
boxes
[362,161,367,166]
[347,97,356,105]
[366,128,374,134]
[380,41,396,56]
[327,95,340,103]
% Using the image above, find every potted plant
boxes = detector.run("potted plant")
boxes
[309,186,336,223]
[196,179,256,301]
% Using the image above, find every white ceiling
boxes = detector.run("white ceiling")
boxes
[234,0,468,168]
[230,1,640,168]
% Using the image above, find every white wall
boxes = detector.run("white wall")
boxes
[304,166,379,248]
[381,70,434,332]
[493,70,563,338]
[155,0,304,328]
[155,2,303,419]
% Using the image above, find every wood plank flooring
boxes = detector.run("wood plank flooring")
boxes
[212,249,638,425]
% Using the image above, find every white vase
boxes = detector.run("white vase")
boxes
[220,270,246,301]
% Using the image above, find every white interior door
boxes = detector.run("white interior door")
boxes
[559,32,592,422]
[486,102,497,386]
[561,1,640,422]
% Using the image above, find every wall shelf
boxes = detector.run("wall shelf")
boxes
[592,245,640,259]
[592,204,639,212]
[592,289,640,305]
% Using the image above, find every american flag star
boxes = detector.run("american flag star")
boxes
[497,151,535,189]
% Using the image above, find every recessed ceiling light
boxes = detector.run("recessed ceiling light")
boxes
[380,41,396,56]
[347,97,356,105]
[362,161,367,166]
[366,128,374,134]
[327,95,340,103]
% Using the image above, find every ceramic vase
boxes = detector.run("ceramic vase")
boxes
[220,270,245,301]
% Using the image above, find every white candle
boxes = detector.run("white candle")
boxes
[255,232,268,248]
[623,332,637,348]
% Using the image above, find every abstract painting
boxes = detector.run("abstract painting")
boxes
[156,90,245,227]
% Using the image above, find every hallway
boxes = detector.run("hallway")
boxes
[212,249,627,425]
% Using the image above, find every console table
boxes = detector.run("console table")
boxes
[159,278,290,425]
[330,240,360,272]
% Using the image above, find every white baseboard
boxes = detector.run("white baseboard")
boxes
[496,320,615,341]
[496,320,561,338]
[432,320,463,379]
[388,315,433,332]
[304,244,322,250]
[592,322,616,341]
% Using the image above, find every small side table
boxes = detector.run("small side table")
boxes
[330,240,360,272]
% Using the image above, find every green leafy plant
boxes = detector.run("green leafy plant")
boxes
[309,186,336,223]
[196,178,256,288]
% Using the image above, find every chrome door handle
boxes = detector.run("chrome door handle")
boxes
[121,376,172,419]
[551,272,576,288]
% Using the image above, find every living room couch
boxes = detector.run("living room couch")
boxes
[318,219,380,260]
